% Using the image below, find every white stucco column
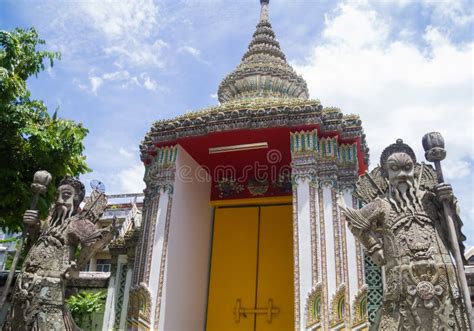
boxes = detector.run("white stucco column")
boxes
[119,263,133,330]
[102,266,116,330]
[148,191,171,329]
[321,181,337,306]
[342,187,359,319]
[294,178,314,331]
[290,129,321,331]
[103,254,129,331]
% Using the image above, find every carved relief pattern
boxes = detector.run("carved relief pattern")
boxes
[305,283,322,328]
[337,190,352,327]
[141,100,369,168]
[292,187,300,331]
[133,191,159,286]
[153,196,173,329]
[364,253,383,324]
[309,183,319,286]
[329,283,346,327]
[290,129,362,331]
[290,129,359,169]
[353,196,365,289]
[127,283,152,329]
[352,285,368,327]
[138,145,177,287]
[375,200,468,330]
[143,195,160,284]
[331,189,342,287]
[114,262,128,329]
[318,187,328,330]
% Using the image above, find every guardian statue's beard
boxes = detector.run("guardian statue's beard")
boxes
[389,179,422,214]
[50,202,74,227]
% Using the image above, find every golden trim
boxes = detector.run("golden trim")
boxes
[305,283,322,328]
[330,284,346,327]
[209,142,268,154]
[210,196,292,207]
[292,187,300,331]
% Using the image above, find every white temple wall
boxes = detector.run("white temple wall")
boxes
[343,188,359,316]
[102,264,117,330]
[158,146,213,331]
[296,180,313,331]
[322,183,337,304]
[314,186,322,285]
[119,264,133,330]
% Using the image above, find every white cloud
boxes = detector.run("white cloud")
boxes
[81,144,145,194]
[178,46,201,57]
[118,163,146,193]
[77,0,158,40]
[76,0,165,69]
[85,70,158,94]
[141,73,158,91]
[323,3,388,48]
[104,39,168,68]
[119,147,134,159]
[294,2,474,174]
[389,0,474,27]
[294,0,474,241]
[47,0,166,83]
[89,76,103,95]
[443,159,471,180]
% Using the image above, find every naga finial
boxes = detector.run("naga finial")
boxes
[260,0,270,22]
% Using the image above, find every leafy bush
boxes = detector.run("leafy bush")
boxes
[66,290,107,330]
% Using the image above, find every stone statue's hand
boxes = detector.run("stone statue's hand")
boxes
[435,183,454,203]
[23,209,40,226]
[65,261,79,279]
[370,248,386,266]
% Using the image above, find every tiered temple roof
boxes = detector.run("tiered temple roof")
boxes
[139,0,369,167]
[217,0,309,102]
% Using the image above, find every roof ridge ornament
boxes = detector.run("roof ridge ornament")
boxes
[260,0,270,22]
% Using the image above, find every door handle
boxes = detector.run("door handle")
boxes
[233,299,280,323]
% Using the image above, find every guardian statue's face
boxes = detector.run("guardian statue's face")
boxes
[52,184,77,226]
[56,184,75,211]
[386,152,415,190]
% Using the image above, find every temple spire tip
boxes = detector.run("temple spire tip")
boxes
[260,0,270,22]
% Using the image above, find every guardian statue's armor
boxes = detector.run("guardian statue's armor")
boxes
[339,139,470,330]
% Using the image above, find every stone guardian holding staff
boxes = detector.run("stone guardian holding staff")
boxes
[338,137,471,330]
[3,176,116,331]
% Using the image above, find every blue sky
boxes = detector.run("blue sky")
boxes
[1,0,473,243]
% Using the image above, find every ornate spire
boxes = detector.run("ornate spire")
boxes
[217,0,309,103]
[260,0,270,22]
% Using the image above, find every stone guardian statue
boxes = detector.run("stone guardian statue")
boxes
[3,176,116,331]
[338,139,470,330]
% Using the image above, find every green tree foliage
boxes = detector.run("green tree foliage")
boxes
[66,290,107,330]
[0,28,90,232]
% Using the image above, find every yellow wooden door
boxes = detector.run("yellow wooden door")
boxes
[256,205,294,331]
[206,207,259,331]
[206,204,293,331]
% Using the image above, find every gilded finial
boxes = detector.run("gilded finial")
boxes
[260,0,270,22]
